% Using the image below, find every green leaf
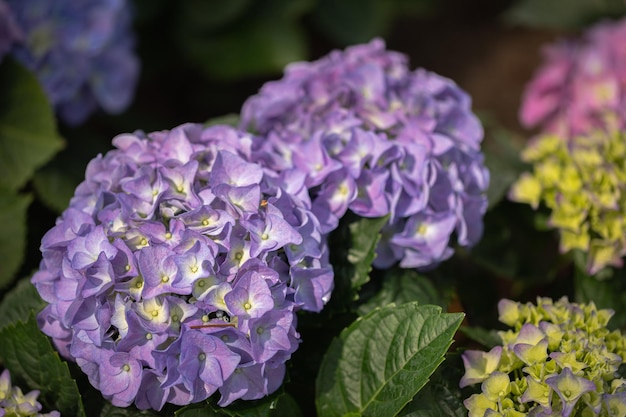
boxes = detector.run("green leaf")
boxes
[0,58,64,191]
[175,390,300,417]
[327,215,389,311]
[311,0,394,45]
[574,264,626,330]
[502,0,626,29]
[357,269,441,316]
[176,0,312,80]
[347,215,389,290]
[458,326,501,349]
[177,0,253,32]
[0,314,85,417]
[204,113,241,128]
[32,164,78,213]
[0,277,45,329]
[316,302,464,417]
[175,403,214,417]
[271,392,304,417]
[99,402,160,417]
[397,354,465,417]
[0,189,32,288]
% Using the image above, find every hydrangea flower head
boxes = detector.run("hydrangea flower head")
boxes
[241,38,489,270]
[509,128,626,275]
[520,17,626,138]
[31,123,333,409]
[461,297,626,416]
[0,369,60,417]
[4,0,139,125]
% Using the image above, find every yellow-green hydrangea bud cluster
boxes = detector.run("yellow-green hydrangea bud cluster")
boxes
[460,297,626,417]
[509,130,626,275]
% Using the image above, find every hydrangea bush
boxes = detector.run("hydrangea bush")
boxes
[31,123,333,409]
[0,369,59,417]
[519,16,626,139]
[3,3,626,417]
[241,38,489,269]
[509,129,626,275]
[1,0,139,125]
[461,297,626,417]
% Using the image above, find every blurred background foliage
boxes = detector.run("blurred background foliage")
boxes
[2,0,626,414]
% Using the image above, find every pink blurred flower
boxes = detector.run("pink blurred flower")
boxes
[520,17,626,138]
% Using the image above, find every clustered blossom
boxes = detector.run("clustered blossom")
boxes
[509,129,626,275]
[2,0,139,125]
[241,38,489,269]
[520,17,626,139]
[461,297,626,417]
[31,123,333,409]
[0,369,59,417]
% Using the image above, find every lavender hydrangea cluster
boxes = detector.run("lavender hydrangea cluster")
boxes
[241,38,489,269]
[2,0,139,125]
[0,369,60,417]
[31,123,333,409]
[461,297,626,417]
[520,17,626,139]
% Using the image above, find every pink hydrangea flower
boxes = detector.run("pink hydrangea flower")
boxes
[520,17,626,138]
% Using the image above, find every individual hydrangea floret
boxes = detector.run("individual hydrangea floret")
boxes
[31,123,333,409]
[241,38,489,270]
[460,297,626,417]
[509,129,626,275]
[4,0,139,125]
[0,369,60,417]
[520,17,626,139]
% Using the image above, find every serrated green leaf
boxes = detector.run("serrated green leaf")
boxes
[99,402,160,417]
[316,302,464,417]
[502,0,626,29]
[0,58,64,191]
[0,314,85,417]
[0,190,32,288]
[397,354,465,417]
[357,269,441,316]
[0,277,45,329]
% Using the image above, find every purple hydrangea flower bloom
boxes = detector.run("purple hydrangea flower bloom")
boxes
[32,123,333,409]
[520,17,626,138]
[4,0,139,125]
[241,38,489,269]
